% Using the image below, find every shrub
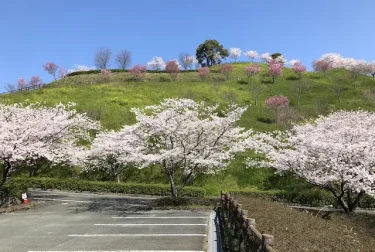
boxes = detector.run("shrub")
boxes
[197,67,210,81]
[9,177,206,197]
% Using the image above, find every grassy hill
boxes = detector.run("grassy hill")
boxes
[1,62,375,194]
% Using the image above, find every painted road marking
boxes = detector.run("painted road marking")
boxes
[112,216,207,219]
[68,234,207,237]
[94,224,207,226]
[31,198,92,203]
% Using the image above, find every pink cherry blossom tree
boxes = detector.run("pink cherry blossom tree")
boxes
[165,60,180,81]
[292,62,307,79]
[268,60,283,83]
[197,67,210,81]
[265,95,289,118]
[43,62,59,80]
[17,77,27,90]
[29,76,43,87]
[57,68,68,80]
[0,102,100,191]
[312,59,333,77]
[128,99,254,197]
[129,65,147,82]
[245,64,262,83]
[248,110,375,213]
[100,69,112,81]
[220,64,234,80]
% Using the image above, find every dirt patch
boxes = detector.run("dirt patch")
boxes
[235,195,375,252]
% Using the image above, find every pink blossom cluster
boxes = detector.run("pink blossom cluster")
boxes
[166,60,180,81]
[129,65,147,81]
[29,76,43,87]
[17,78,27,89]
[220,64,233,80]
[245,64,262,77]
[268,60,283,77]
[43,62,59,80]
[292,62,306,77]
[265,95,289,110]
[100,69,112,79]
[197,67,210,80]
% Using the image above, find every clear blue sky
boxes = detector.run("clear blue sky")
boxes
[0,0,374,92]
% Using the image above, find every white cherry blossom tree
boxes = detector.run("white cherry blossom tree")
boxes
[247,110,375,213]
[129,98,254,197]
[78,125,143,183]
[0,102,100,188]
[147,56,166,70]
[230,48,242,61]
[245,51,258,62]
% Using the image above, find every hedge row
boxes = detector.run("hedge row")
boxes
[7,178,206,197]
[231,189,375,209]
[66,69,211,77]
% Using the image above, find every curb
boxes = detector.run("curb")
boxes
[208,210,220,252]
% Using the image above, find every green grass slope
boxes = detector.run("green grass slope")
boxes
[2,62,375,194]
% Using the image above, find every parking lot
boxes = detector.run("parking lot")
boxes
[0,190,211,252]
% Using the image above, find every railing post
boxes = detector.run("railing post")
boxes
[262,234,274,251]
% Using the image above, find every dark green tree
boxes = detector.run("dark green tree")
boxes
[271,53,282,59]
[195,40,229,67]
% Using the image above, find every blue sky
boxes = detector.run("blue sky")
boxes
[0,0,374,92]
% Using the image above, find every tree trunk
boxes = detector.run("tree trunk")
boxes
[1,161,11,187]
[372,73,375,77]
[168,171,178,197]
[347,191,365,213]
[117,173,120,183]
[272,76,275,84]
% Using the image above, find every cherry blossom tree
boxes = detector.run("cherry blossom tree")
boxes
[268,60,283,83]
[197,67,210,81]
[245,64,262,83]
[312,59,332,77]
[245,51,258,62]
[129,65,147,82]
[178,53,195,70]
[230,48,242,61]
[78,125,141,183]
[165,60,180,81]
[248,110,375,213]
[147,56,166,70]
[220,64,234,80]
[115,49,132,70]
[67,64,96,73]
[17,78,27,90]
[29,76,43,87]
[129,98,253,197]
[0,102,100,190]
[57,68,68,80]
[260,52,272,63]
[265,95,289,119]
[43,62,59,80]
[292,62,307,79]
[100,69,112,81]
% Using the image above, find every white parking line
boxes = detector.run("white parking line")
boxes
[68,234,207,237]
[28,251,205,252]
[31,198,92,203]
[112,217,207,219]
[94,224,207,226]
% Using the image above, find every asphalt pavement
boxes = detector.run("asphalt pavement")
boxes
[0,190,211,252]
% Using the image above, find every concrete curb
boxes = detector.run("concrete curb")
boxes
[208,210,220,252]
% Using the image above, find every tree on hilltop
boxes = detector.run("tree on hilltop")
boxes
[196,39,229,67]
